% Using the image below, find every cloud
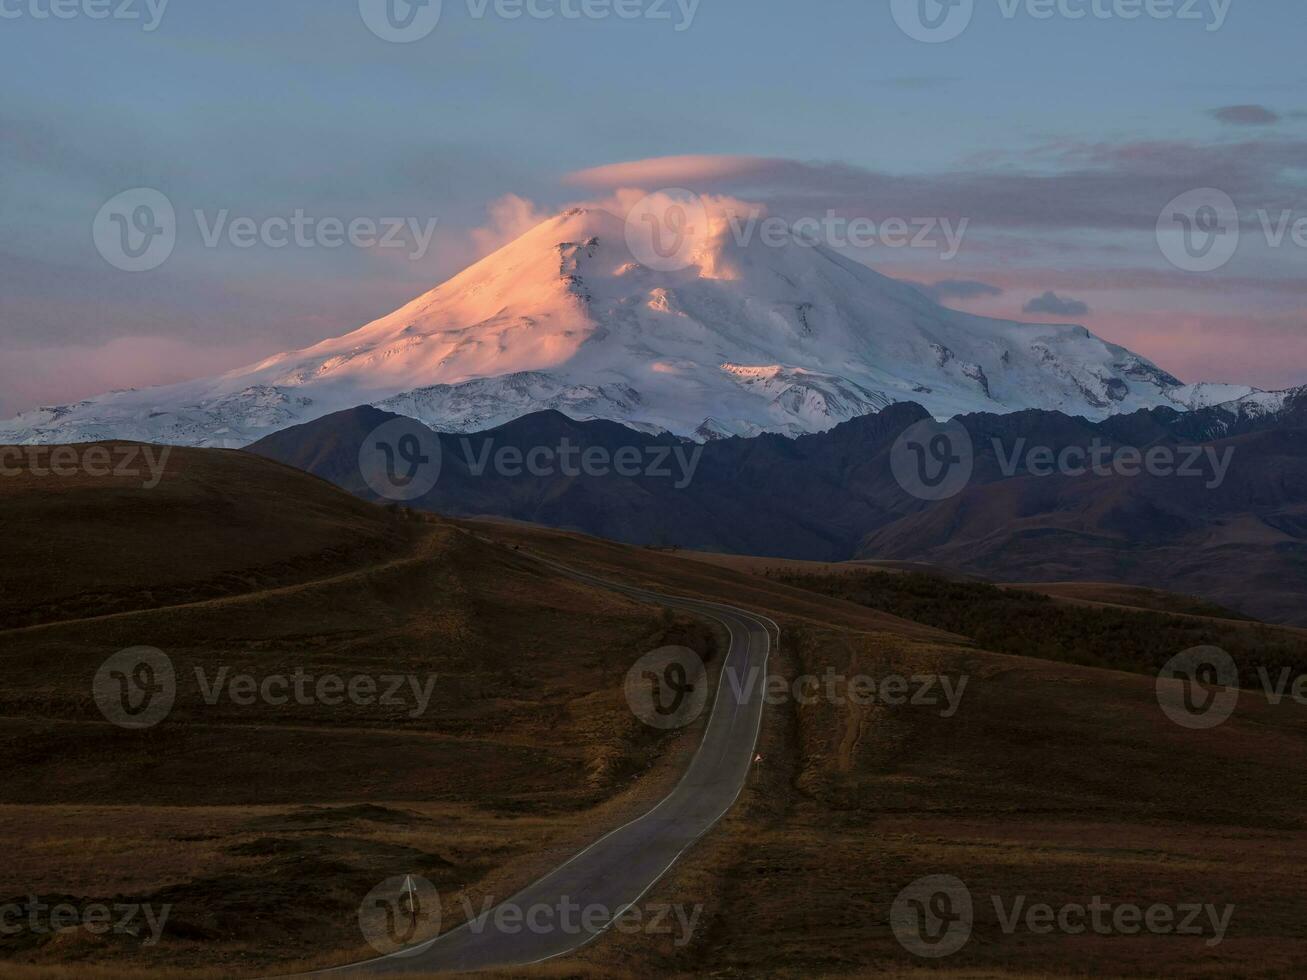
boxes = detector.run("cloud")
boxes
[469,194,553,256]
[1024,291,1090,317]
[1210,105,1280,126]
[917,279,1004,301]
[565,155,774,190]
[562,145,1307,233]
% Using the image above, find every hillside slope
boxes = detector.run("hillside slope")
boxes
[0,443,412,630]
[2,449,1307,977]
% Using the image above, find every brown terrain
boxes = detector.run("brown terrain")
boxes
[3,444,1307,978]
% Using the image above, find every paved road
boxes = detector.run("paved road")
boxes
[325,554,777,976]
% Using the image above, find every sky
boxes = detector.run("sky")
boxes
[2,0,1306,415]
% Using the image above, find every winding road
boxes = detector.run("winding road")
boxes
[325,554,777,975]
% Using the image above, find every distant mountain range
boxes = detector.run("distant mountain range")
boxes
[250,387,1307,626]
[0,208,1277,448]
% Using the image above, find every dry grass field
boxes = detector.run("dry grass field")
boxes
[3,448,1306,977]
[0,448,723,976]
[480,523,1307,979]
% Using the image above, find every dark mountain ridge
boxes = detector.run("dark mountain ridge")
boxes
[249,393,1307,625]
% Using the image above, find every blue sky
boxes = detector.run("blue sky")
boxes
[3,0,1306,413]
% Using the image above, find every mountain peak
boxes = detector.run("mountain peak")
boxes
[0,201,1206,448]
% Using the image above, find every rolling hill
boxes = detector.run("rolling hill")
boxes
[2,445,1307,977]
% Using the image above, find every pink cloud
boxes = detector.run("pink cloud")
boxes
[565,155,779,189]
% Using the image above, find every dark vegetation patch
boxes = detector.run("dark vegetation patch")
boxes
[778,570,1307,687]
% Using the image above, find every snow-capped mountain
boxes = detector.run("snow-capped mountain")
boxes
[1161,382,1262,411]
[1189,385,1304,431]
[0,207,1220,447]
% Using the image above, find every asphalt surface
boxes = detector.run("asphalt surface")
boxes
[325,554,777,976]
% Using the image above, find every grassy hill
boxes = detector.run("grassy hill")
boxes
[0,444,413,629]
[0,448,721,975]
[2,448,1307,977]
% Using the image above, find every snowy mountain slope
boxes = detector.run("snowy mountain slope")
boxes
[1201,385,1302,432]
[1163,382,1262,411]
[0,206,1218,447]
